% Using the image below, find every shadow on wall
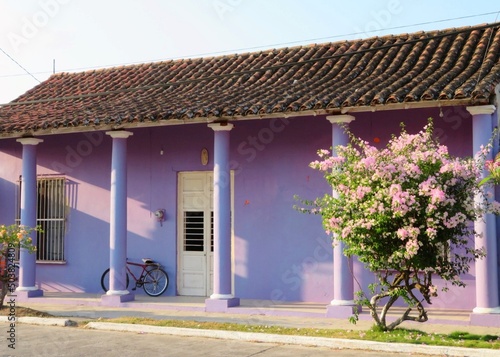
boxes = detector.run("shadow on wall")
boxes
[0,140,22,224]
[0,177,18,224]
[35,189,177,295]
[32,129,180,295]
[232,116,335,303]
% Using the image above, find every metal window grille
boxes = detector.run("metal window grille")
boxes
[184,211,204,252]
[183,211,224,253]
[16,176,66,262]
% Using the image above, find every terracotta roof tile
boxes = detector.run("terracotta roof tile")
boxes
[1,22,500,136]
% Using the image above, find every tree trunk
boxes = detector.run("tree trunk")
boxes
[0,280,8,309]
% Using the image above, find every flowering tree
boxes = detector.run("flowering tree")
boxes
[299,119,499,331]
[480,153,500,186]
[0,224,37,309]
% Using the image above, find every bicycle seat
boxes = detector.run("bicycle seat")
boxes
[142,258,155,264]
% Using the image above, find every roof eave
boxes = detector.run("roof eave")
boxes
[340,98,488,114]
[0,98,492,140]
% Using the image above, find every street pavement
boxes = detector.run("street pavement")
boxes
[1,323,431,357]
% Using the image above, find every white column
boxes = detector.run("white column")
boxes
[102,130,135,305]
[467,105,500,316]
[325,115,358,318]
[15,138,44,299]
[205,122,240,312]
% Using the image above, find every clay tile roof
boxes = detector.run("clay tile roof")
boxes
[1,22,499,137]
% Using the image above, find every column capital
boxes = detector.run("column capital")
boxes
[466,105,496,116]
[208,122,234,131]
[16,137,43,145]
[105,130,134,139]
[326,115,355,124]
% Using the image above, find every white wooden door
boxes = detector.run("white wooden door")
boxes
[178,172,214,296]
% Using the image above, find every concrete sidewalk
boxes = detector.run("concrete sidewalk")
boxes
[10,300,500,335]
[11,292,500,334]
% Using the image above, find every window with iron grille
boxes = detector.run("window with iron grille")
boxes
[183,211,214,252]
[16,176,66,262]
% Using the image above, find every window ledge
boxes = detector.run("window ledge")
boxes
[36,260,67,265]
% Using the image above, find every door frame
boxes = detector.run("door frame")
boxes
[176,170,234,296]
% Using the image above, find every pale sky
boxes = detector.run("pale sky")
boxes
[0,0,499,104]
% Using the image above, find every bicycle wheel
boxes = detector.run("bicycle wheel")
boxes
[142,267,169,296]
[100,268,130,292]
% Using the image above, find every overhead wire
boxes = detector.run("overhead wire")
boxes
[0,47,41,83]
[0,11,499,80]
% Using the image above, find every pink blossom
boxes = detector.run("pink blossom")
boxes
[309,160,323,170]
[356,186,372,199]
[428,285,438,296]
[426,227,437,239]
[406,163,422,176]
[491,201,500,214]
[341,227,352,239]
[360,156,376,168]
[404,238,420,258]
[397,227,420,240]
[310,156,346,171]
[328,217,341,230]
[389,184,402,195]
[397,228,409,239]
[430,188,446,204]
[442,212,467,228]
[418,177,437,195]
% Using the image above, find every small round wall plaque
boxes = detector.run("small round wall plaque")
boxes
[201,148,209,165]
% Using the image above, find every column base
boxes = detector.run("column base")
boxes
[101,292,135,306]
[14,288,44,301]
[326,302,360,318]
[472,306,500,314]
[470,309,500,327]
[205,297,240,312]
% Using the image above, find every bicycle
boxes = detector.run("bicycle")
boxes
[101,258,169,297]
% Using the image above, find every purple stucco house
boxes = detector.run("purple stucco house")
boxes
[1,22,500,325]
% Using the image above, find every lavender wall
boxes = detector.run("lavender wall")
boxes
[0,105,480,308]
[231,117,333,303]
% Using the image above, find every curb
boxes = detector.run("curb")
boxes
[0,316,77,327]
[1,317,498,356]
[85,321,499,357]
